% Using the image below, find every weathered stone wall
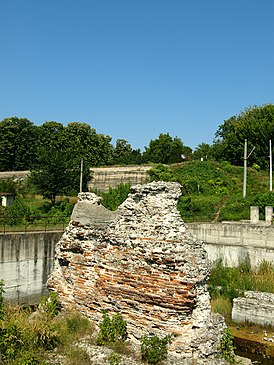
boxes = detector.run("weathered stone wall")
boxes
[88,166,152,192]
[0,231,62,304]
[48,182,226,364]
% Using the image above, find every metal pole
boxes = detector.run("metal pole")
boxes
[270,140,273,192]
[243,139,247,198]
[80,158,83,193]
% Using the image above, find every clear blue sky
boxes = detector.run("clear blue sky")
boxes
[0,0,273,150]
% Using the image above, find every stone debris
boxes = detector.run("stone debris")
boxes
[232,290,274,326]
[48,181,229,364]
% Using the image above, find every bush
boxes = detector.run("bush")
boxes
[39,291,61,318]
[0,279,5,320]
[219,328,236,363]
[101,183,131,211]
[109,351,121,365]
[140,334,171,364]
[149,164,178,182]
[96,310,127,346]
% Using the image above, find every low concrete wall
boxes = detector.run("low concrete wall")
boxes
[188,222,274,267]
[0,231,62,304]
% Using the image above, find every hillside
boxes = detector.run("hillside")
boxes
[148,160,272,222]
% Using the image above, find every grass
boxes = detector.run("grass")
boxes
[150,161,273,222]
[209,259,274,324]
[0,303,95,365]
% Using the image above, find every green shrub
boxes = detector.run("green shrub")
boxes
[149,164,178,182]
[140,334,171,364]
[0,279,5,320]
[6,197,31,225]
[0,322,26,362]
[96,310,127,346]
[219,328,236,363]
[109,351,122,365]
[101,183,131,211]
[0,179,17,195]
[39,291,61,318]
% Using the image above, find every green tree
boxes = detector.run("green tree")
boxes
[143,133,192,164]
[63,122,114,167]
[38,121,66,151]
[213,104,274,169]
[193,143,214,160]
[0,117,39,171]
[113,139,133,165]
[112,139,143,165]
[29,148,86,205]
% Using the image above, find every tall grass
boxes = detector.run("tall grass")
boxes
[209,259,274,321]
[0,298,95,364]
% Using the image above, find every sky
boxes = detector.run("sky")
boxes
[0,0,273,151]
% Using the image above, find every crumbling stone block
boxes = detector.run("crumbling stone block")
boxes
[232,291,274,326]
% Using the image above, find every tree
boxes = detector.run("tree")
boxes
[63,122,114,167]
[38,121,65,151]
[0,117,39,171]
[213,104,274,169]
[113,139,133,165]
[143,133,192,164]
[193,143,214,160]
[29,148,87,204]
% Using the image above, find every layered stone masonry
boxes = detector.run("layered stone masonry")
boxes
[48,181,226,364]
[232,291,274,327]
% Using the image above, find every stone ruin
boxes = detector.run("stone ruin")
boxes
[47,181,227,364]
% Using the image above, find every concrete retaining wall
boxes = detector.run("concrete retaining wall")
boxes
[0,231,62,304]
[188,222,274,267]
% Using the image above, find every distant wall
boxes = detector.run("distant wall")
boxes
[0,231,62,304]
[188,222,274,267]
[88,166,152,192]
[0,171,30,180]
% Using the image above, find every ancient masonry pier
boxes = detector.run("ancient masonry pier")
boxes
[48,182,227,365]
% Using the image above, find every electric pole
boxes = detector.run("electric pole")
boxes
[243,139,255,198]
[80,158,83,193]
[270,140,273,192]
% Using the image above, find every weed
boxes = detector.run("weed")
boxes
[210,297,232,324]
[140,334,171,364]
[109,351,122,365]
[96,310,127,346]
[257,260,274,274]
[65,347,91,365]
[0,279,5,320]
[39,291,61,318]
[219,328,236,363]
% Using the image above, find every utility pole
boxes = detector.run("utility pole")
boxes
[270,140,273,192]
[243,139,255,198]
[80,158,83,193]
[243,139,247,198]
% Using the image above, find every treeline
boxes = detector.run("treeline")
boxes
[1,103,274,172]
[0,118,192,171]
